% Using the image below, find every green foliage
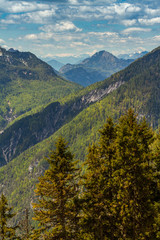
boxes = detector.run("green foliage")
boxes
[1,46,160,231]
[0,48,82,130]
[1,110,160,238]
[81,110,159,239]
[81,118,117,240]
[32,137,80,240]
[0,194,18,239]
[112,110,157,239]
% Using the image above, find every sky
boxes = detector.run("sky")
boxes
[0,0,160,59]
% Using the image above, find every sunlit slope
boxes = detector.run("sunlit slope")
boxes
[0,47,82,129]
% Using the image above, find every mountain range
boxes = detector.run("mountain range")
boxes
[118,51,148,60]
[0,46,160,224]
[59,50,133,86]
[47,59,64,71]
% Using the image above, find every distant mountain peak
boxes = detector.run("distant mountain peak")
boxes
[8,48,19,53]
[83,50,116,63]
[59,50,133,86]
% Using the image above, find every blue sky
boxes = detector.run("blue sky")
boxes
[0,0,160,58]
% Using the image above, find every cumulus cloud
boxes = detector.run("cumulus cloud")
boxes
[40,21,82,32]
[0,9,56,24]
[121,19,137,26]
[122,27,151,34]
[145,7,160,16]
[23,32,55,40]
[0,0,50,13]
[139,17,160,25]
[113,3,141,16]
[1,0,160,58]
[0,2,146,24]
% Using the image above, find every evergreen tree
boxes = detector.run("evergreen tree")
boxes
[113,109,157,239]
[0,193,18,240]
[82,110,159,239]
[32,137,80,240]
[82,118,117,240]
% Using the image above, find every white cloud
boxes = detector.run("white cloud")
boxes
[88,32,119,37]
[113,3,141,16]
[68,0,79,4]
[70,42,89,47]
[121,19,137,26]
[22,30,119,44]
[153,35,160,41]
[0,9,56,24]
[0,38,5,44]
[23,34,38,40]
[23,32,55,41]
[0,0,50,13]
[1,1,159,28]
[40,21,82,32]
[1,0,160,58]
[122,27,151,34]
[145,7,160,16]
[8,2,49,13]
[139,17,160,25]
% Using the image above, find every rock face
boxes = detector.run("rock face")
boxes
[59,50,133,86]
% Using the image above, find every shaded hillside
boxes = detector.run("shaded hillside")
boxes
[0,47,82,130]
[59,50,133,86]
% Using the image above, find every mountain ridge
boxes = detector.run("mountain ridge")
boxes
[59,50,133,86]
[0,46,160,166]
[0,47,82,130]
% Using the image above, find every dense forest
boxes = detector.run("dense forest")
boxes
[1,109,160,239]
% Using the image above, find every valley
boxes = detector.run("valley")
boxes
[0,45,160,237]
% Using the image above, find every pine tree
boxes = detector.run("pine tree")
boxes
[82,118,117,240]
[32,137,80,240]
[0,193,18,240]
[113,109,157,239]
[82,110,159,239]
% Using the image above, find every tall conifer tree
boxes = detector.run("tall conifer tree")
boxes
[82,118,117,240]
[32,137,80,240]
[113,109,157,239]
[82,110,159,239]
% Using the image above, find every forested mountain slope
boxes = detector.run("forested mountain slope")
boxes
[0,46,159,166]
[0,46,160,223]
[0,47,82,130]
